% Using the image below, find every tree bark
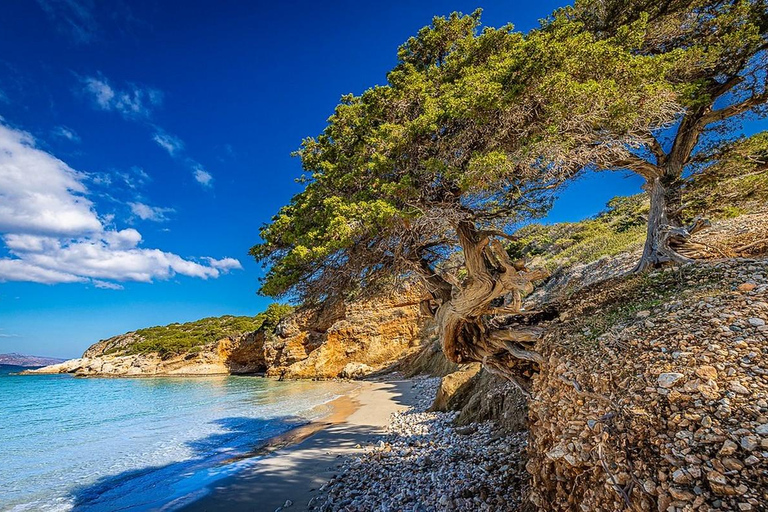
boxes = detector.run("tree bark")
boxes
[428,220,549,395]
[635,175,710,272]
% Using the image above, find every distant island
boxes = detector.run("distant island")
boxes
[0,353,66,367]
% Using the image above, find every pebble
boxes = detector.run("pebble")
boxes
[658,372,685,388]
[309,376,527,511]
[526,259,768,511]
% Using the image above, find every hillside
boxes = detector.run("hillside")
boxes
[25,287,431,378]
[509,147,768,276]
[84,305,293,358]
[0,353,65,367]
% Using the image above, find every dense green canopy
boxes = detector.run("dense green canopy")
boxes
[252,8,683,301]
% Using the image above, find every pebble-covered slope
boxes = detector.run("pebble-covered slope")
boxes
[310,377,529,512]
[528,260,768,511]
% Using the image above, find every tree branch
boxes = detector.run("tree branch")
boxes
[613,154,662,179]
[702,91,768,124]
[709,74,745,100]
[477,229,519,242]
[647,136,667,164]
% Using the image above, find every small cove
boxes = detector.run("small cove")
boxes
[0,366,354,511]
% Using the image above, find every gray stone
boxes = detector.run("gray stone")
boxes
[740,436,759,451]
[658,373,685,388]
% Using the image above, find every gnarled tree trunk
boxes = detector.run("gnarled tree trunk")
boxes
[635,173,710,272]
[425,220,548,395]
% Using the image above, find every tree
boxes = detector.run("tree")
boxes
[251,11,682,393]
[570,0,768,270]
[685,130,768,219]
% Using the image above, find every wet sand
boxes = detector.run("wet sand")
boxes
[177,378,419,512]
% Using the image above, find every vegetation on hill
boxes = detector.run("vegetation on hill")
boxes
[508,195,648,272]
[117,303,294,357]
[508,135,768,272]
[686,130,768,219]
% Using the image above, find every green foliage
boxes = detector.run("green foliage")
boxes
[252,9,682,301]
[507,194,649,272]
[685,131,768,219]
[123,303,294,357]
[572,0,768,111]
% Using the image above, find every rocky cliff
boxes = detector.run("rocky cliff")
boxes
[264,284,430,379]
[24,331,266,377]
[26,285,430,379]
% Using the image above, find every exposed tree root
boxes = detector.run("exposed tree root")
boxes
[635,216,712,272]
[427,220,549,393]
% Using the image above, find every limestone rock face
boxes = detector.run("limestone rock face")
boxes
[265,286,430,379]
[26,286,430,379]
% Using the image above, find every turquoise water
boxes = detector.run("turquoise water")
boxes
[0,365,354,511]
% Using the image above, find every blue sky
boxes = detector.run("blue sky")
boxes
[0,0,729,358]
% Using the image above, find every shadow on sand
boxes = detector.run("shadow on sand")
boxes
[68,379,418,512]
[177,378,418,512]
[68,415,306,511]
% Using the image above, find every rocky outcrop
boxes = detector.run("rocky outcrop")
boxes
[264,284,430,379]
[27,285,430,379]
[429,363,482,412]
[25,331,266,376]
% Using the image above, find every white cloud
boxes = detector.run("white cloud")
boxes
[82,72,213,189]
[83,76,114,109]
[129,202,174,222]
[194,168,213,187]
[155,132,215,190]
[0,122,241,287]
[0,124,102,236]
[0,259,85,284]
[93,280,124,290]
[112,166,150,190]
[204,257,243,271]
[3,234,60,253]
[52,126,81,143]
[5,231,234,283]
[152,130,184,156]
[82,75,162,120]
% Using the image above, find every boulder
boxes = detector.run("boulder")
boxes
[339,362,374,379]
[429,363,482,412]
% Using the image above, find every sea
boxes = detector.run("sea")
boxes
[0,364,355,511]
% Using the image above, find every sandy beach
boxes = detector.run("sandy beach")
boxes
[178,378,420,512]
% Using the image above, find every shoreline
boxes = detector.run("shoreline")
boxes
[176,377,421,512]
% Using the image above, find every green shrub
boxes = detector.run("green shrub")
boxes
[508,194,648,272]
[124,303,294,357]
